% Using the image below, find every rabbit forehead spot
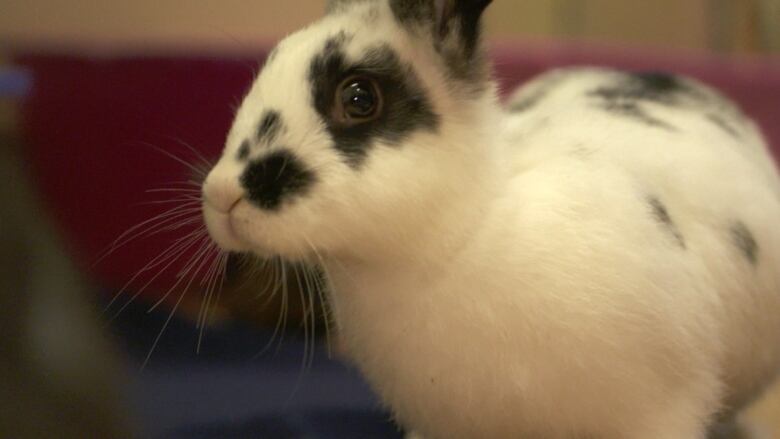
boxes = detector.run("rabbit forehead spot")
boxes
[236,140,251,160]
[256,110,282,144]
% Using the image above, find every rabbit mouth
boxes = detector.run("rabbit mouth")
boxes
[202,202,249,252]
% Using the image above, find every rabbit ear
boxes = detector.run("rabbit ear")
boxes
[392,0,491,48]
[391,0,492,81]
[325,0,344,13]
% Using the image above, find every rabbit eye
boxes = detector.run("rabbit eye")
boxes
[335,77,382,124]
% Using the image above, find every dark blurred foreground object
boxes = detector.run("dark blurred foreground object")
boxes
[0,68,131,438]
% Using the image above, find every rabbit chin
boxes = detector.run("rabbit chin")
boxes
[204,201,314,261]
[202,203,249,252]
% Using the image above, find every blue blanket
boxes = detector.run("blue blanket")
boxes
[111,298,402,439]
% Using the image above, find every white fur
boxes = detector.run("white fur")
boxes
[203,2,780,438]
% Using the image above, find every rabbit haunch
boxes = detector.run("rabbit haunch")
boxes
[202,0,780,438]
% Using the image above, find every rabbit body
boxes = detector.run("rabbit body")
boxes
[325,68,780,439]
[202,1,780,437]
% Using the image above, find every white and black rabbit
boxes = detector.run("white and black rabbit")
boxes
[201,0,780,437]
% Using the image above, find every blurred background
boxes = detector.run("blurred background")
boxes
[1,1,779,438]
[1,0,779,53]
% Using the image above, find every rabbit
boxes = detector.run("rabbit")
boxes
[201,0,780,437]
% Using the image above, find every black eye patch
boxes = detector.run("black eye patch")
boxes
[309,38,440,168]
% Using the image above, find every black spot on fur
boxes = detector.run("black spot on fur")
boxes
[257,110,282,144]
[309,38,439,168]
[595,72,685,105]
[648,196,686,248]
[707,113,740,138]
[589,90,675,130]
[588,71,690,131]
[508,97,539,113]
[731,221,758,266]
[236,140,250,161]
[631,72,683,97]
[603,100,676,130]
[240,150,316,211]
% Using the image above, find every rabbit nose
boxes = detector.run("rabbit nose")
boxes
[203,174,243,213]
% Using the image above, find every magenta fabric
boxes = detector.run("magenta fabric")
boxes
[15,46,780,297]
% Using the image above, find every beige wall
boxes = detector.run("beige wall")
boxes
[1,1,775,53]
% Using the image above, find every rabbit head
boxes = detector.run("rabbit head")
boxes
[203,0,498,261]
